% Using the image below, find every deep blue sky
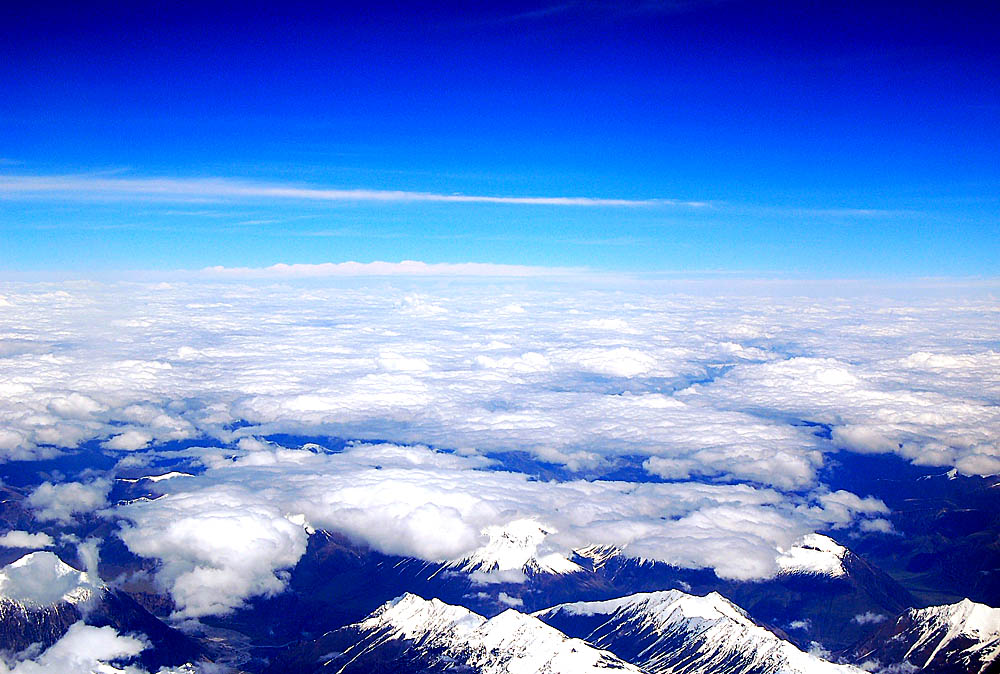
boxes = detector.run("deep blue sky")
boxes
[1,1,998,275]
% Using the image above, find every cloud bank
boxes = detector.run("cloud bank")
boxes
[0,276,997,616]
[114,442,887,617]
[2,278,993,478]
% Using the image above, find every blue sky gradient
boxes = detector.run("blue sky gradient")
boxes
[1,1,997,275]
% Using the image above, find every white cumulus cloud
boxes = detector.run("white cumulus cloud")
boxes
[27,479,111,524]
[0,622,146,674]
[0,531,55,549]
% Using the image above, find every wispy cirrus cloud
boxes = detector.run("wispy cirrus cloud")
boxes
[0,174,921,224]
[0,174,682,207]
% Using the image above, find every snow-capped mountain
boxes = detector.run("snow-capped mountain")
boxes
[776,533,850,577]
[571,534,914,651]
[0,551,102,655]
[266,592,645,673]
[447,519,583,581]
[846,598,1000,673]
[117,471,194,484]
[535,589,863,674]
[0,550,101,606]
[574,544,630,571]
[0,551,205,670]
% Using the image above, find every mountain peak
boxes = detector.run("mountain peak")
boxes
[536,589,863,674]
[776,533,849,577]
[303,594,646,674]
[363,592,484,641]
[848,598,1000,673]
[918,598,1000,640]
[451,519,583,579]
[0,551,102,606]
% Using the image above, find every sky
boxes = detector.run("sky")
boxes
[1,0,998,276]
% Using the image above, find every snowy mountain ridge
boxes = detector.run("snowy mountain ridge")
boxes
[314,592,646,673]
[849,598,1000,674]
[536,589,864,674]
[776,533,849,578]
[448,519,584,580]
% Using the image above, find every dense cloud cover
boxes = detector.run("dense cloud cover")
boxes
[0,277,996,615]
[114,442,888,616]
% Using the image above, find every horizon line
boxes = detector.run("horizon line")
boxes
[0,261,997,287]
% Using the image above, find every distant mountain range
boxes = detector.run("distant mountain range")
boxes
[1,541,998,673]
[1,451,998,673]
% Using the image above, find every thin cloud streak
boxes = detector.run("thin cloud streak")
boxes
[197,260,591,278]
[0,175,681,207]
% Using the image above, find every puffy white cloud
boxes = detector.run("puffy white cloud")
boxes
[497,592,524,607]
[801,490,889,528]
[0,531,54,549]
[113,442,887,615]
[27,479,111,524]
[858,518,894,534]
[117,486,309,618]
[853,612,888,625]
[560,347,656,377]
[0,622,146,674]
[47,393,104,419]
[681,354,1000,477]
[103,430,153,451]
[954,453,1000,477]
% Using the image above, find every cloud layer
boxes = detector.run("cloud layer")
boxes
[0,276,996,615]
[114,442,887,617]
[0,279,994,477]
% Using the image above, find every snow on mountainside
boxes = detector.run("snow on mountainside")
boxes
[266,592,645,673]
[847,598,1000,674]
[0,551,206,670]
[357,591,484,643]
[0,551,101,606]
[448,519,583,580]
[535,589,864,674]
[118,471,194,483]
[574,544,631,571]
[777,534,849,577]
